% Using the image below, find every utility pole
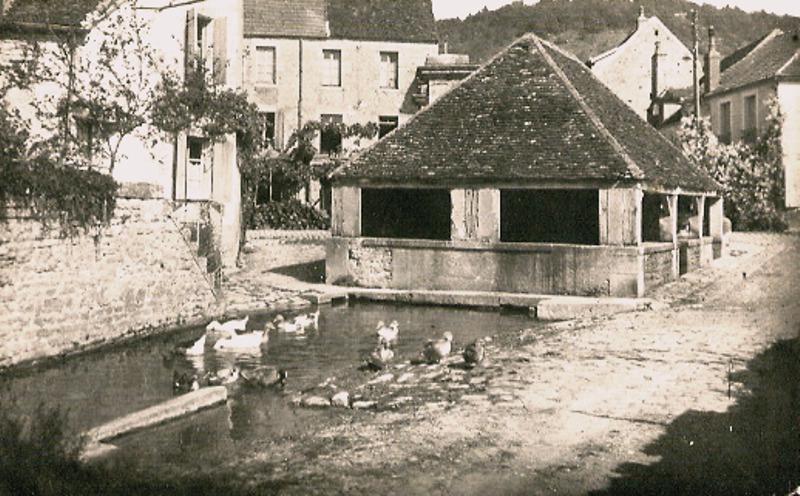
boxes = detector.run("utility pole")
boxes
[691,9,701,122]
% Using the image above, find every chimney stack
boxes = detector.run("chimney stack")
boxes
[704,26,721,94]
[651,40,666,101]
[637,6,647,29]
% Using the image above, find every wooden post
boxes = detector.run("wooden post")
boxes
[331,186,360,237]
[599,187,641,246]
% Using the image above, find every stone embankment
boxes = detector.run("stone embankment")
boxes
[0,197,219,368]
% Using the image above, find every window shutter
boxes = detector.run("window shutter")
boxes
[213,17,227,85]
[184,9,196,78]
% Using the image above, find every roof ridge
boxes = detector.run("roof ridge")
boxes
[531,35,644,180]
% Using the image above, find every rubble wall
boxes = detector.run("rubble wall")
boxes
[0,198,219,368]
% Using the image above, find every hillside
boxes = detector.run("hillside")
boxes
[436,0,800,64]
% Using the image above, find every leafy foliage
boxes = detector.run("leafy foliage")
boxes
[247,199,330,230]
[0,158,118,236]
[0,102,116,235]
[678,100,786,232]
[243,120,376,230]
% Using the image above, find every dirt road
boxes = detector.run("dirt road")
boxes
[223,232,799,495]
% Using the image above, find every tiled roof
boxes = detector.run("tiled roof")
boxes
[243,0,327,38]
[335,33,718,193]
[712,29,800,95]
[244,0,437,42]
[1,0,103,28]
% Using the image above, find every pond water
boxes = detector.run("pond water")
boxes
[0,301,537,473]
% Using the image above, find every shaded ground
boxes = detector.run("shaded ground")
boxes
[179,231,795,495]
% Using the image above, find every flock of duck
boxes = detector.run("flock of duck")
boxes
[365,320,486,371]
[170,311,318,393]
[170,310,487,394]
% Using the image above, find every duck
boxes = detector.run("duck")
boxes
[206,315,250,336]
[273,314,305,333]
[423,332,454,364]
[183,334,207,356]
[213,330,267,351]
[375,320,399,346]
[172,370,200,394]
[293,310,320,329]
[240,366,288,388]
[366,340,395,370]
[205,366,240,386]
[463,339,486,368]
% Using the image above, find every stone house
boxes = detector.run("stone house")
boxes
[703,28,800,208]
[0,0,244,268]
[242,0,439,154]
[327,34,724,298]
[588,7,694,121]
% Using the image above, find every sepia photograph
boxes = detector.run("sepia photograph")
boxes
[0,0,798,494]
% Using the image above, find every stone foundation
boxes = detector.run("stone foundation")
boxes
[0,198,220,368]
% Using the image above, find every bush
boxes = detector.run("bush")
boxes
[0,159,117,236]
[247,199,330,230]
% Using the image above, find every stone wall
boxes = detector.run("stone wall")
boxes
[327,237,645,297]
[643,244,676,290]
[0,198,220,368]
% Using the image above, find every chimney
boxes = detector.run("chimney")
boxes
[439,36,449,55]
[651,40,665,100]
[637,5,647,29]
[704,26,721,93]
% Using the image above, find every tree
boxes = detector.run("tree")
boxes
[677,98,786,232]
[4,3,166,173]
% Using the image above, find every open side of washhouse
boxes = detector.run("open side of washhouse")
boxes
[326,33,723,298]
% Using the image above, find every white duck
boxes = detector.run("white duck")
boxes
[206,315,249,336]
[293,310,320,329]
[423,332,454,364]
[273,314,305,333]
[213,330,266,351]
[376,320,399,346]
[184,334,207,356]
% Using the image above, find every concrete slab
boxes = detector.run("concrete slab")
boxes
[347,288,549,309]
[536,296,651,321]
[83,386,228,450]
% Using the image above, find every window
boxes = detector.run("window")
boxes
[379,51,398,89]
[743,95,757,143]
[361,189,451,240]
[260,112,276,149]
[500,189,599,244]
[719,101,732,144]
[322,49,341,87]
[196,15,212,62]
[378,115,399,138]
[254,46,276,84]
[320,114,343,155]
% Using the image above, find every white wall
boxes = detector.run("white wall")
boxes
[778,82,800,208]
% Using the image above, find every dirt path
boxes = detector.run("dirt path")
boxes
[220,233,799,495]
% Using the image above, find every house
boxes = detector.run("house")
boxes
[703,28,800,208]
[326,33,724,298]
[0,0,244,268]
[588,7,694,120]
[242,0,439,155]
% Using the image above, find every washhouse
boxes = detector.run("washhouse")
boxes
[326,33,724,298]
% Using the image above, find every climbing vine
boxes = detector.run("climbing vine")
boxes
[243,120,377,230]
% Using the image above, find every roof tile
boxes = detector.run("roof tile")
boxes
[335,33,718,193]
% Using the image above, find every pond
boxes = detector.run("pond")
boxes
[0,301,538,474]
